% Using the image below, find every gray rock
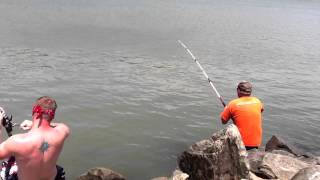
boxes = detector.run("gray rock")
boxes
[77,167,126,180]
[178,124,250,180]
[290,165,320,180]
[266,136,319,166]
[150,170,188,180]
[172,170,189,180]
[297,156,320,166]
[247,149,269,178]
[270,150,296,158]
[150,177,169,180]
[265,136,310,158]
[259,153,309,180]
[249,172,267,180]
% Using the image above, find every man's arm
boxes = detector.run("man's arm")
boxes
[20,119,33,131]
[0,107,6,144]
[0,135,15,159]
[220,105,231,124]
[221,117,228,124]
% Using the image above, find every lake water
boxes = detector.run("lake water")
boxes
[0,0,320,179]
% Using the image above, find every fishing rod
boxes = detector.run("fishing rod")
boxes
[178,40,226,107]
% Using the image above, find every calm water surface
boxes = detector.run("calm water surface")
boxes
[0,0,320,179]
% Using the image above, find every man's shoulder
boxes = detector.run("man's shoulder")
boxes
[1,133,32,150]
[9,133,30,141]
[228,96,262,107]
[228,98,242,106]
[249,96,263,104]
[52,122,70,137]
[236,96,262,103]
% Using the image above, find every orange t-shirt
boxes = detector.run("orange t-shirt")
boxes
[221,96,263,147]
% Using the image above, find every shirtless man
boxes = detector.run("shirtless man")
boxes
[0,96,70,180]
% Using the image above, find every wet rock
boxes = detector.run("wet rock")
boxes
[178,124,250,180]
[291,166,320,180]
[77,167,126,180]
[259,153,309,180]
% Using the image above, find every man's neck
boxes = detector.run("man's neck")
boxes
[238,94,251,98]
[32,118,51,129]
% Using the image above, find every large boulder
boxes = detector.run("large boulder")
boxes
[178,124,250,180]
[291,165,320,180]
[77,167,126,180]
[259,153,310,180]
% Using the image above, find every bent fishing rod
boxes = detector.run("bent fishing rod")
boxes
[178,40,226,107]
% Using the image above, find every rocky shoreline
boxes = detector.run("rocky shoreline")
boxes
[77,125,320,180]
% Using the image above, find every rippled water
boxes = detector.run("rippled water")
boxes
[0,0,320,179]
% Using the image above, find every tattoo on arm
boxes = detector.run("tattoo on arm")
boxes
[39,141,50,153]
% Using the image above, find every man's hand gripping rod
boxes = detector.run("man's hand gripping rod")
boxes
[178,40,226,107]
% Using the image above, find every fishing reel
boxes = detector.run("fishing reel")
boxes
[1,114,14,136]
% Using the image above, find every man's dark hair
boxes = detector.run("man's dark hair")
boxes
[237,81,252,95]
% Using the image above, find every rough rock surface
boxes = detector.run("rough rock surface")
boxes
[247,149,270,178]
[265,136,308,157]
[290,165,320,180]
[77,167,126,180]
[248,172,265,180]
[150,177,169,180]
[247,136,320,180]
[150,169,188,180]
[178,124,250,180]
[265,136,320,167]
[172,170,189,180]
[259,153,309,180]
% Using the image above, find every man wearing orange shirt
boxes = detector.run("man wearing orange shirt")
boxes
[221,81,264,150]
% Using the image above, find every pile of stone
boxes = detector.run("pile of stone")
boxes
[77,167,126,180]
[247,135,320,180]
[77,124,320,180]
[77,168,188,180]
[176,124,320,180]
